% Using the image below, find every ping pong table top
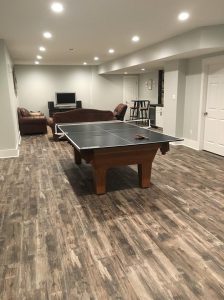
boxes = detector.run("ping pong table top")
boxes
[57,121,181,150]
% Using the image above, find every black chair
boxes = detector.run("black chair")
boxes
[139,100,150,125]
[129,100,139,120]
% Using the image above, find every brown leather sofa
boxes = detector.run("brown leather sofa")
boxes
[17,107,47,135]
[47,108,115,140]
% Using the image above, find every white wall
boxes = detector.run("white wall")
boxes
[15,65,124,116]
[138,71,158,104]
[0,40,20,158]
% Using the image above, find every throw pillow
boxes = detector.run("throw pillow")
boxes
[20,108,30,117]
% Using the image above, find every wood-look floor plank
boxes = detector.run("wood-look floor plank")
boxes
[0,133,224,299]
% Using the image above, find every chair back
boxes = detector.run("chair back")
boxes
[140,100,150,110]
[113,103,127,121]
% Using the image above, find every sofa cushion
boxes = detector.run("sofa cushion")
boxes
[30,111,44,117]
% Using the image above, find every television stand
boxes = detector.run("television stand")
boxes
[55,105,76,109]
[48,102,82,117]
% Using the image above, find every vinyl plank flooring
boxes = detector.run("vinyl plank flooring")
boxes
[0,133,224,299]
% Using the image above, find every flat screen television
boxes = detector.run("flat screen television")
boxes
[56,92,76,106]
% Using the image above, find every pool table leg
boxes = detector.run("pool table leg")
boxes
[74,147,82,165]
[138,161,152,188]
[93,167,107,195]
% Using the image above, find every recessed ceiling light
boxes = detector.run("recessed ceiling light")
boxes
[39,46,46,52]
[141,68,145,71]
[43,32,52,39]
[83,62,87,65]
[51,2,64,13]
[178,12,190,21]
[124,72,128,75]
[94,56,99,61]
[35,61,39,65]
[108,49,115,54]
[132,35,140,42]
[36,55,42,60]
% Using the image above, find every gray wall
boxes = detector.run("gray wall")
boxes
[91,67,124,111]
[183,57,203,140]
[163,60,187,138]
[15,65,124,116]
[138,71,158,103]
[182,52,224,141]
[163,53,224,142]
[163,61,179,136]
[99,25,224,74]
[176,61,187,137]
[0,40,19,156]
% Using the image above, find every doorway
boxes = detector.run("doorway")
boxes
[203,63,224,156]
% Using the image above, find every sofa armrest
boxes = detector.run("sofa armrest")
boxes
[18,116,47,135]
[20,116,47,125]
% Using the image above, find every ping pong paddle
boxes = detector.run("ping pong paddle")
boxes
[135,134,149,140]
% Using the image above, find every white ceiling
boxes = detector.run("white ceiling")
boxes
[1,0,224,65]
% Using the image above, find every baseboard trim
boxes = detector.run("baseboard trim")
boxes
[0,148,19,158]
[18,132,21,145]
[171,138,199,150]
[170,141,184,146]
[183,138,200,150]
[0,131,21,158]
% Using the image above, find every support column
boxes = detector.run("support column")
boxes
[163,60,186,137]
